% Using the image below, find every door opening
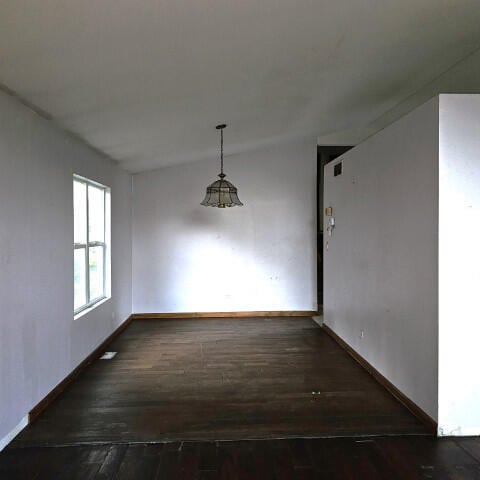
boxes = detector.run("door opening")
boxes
[317,146,352,310]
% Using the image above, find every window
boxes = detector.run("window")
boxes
[74,176,111,315]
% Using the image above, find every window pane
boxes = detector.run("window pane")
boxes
[74,181,87,244]
[88,185,105,242]
[74,248,86,310]
[89,246,104,300]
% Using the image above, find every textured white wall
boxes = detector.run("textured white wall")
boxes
[0,91,132,447]
[323,98,439,420]
[438,95,480,436]
[132,139,317,313]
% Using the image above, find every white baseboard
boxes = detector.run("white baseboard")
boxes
[0,415,28,452]
[438,425,480,436]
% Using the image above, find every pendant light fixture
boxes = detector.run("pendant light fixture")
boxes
[201,124,243,208]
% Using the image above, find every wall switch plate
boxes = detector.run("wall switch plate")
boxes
[325,207,333,216]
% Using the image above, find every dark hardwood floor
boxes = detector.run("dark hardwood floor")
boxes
[13,317,425,447]
[2,436,480,479]
[2,317,480,479]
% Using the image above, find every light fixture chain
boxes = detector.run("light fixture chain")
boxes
[220,128,224,175]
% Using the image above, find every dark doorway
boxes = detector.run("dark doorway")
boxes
[317,146,352,309]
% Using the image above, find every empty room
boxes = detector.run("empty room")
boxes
[1,1,480,478]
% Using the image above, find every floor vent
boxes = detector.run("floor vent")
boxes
[100,351,117,360]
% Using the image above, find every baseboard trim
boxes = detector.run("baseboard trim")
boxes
[322,324,437,434]
[131,311,318,319]
[0,415,28,452]
[29,315,134,424]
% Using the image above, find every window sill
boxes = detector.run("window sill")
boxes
[74,297,110,321]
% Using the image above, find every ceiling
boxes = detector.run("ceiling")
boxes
[1,0,480,172]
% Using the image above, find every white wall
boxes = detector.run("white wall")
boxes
[132,139,316,313]
[0,91,132,447]
[438,95,480,436]
[323,98,439,420]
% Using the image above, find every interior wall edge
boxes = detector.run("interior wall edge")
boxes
[323,95,439,424]
[0,87,133,445]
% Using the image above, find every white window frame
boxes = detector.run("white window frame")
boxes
[74,175,111,316]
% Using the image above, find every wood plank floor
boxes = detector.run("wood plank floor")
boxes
[13,317,426,447]
[2,436,480,479]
